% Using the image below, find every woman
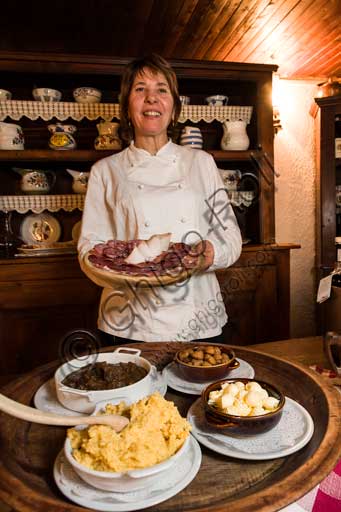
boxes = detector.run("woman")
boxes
[78,54,242,345]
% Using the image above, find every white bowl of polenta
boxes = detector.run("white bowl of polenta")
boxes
[64,393,191,492]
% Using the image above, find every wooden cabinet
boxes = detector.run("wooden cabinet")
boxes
[0,52,296,376]
[315,96,341,273]
[314,96,341,332]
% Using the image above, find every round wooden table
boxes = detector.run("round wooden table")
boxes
[0,339,340,512]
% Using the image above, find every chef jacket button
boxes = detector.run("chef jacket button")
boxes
[144,220,150,227]
[180,217,187,223]
[155,299,161,305]
[138,184,144,189]
[178,183,184,189]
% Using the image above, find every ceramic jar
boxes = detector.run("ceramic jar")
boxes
[13,168,56,195]
[179,126,203,149]
[221,121,249,151]
[66,169,90,194]
[0,122,24,150]
[94,121,122,150]
[48,123,77,150]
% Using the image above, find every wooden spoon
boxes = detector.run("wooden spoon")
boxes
[0,392,128,432]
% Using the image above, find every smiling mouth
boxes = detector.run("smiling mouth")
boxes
[143,111,161,117]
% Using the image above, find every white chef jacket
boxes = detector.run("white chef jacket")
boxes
[78,140,242,342]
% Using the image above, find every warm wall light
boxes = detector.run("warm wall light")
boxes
[272,73,282,134]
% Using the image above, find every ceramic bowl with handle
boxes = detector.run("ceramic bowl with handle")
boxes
[54,347,156,414]
[202,378,285,435]
[205,95,228,106]
[0,89,12,101]
[64,428,189,492]
[73,87,102,103]
[174,345,239,382]
[32,88,62,102]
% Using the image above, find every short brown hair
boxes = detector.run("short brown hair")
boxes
[119,54,181,144]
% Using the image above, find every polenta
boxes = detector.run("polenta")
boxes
[68,393,191,472]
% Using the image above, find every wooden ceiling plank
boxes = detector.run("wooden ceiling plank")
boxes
[195,0,246,59]
[161,0,200,55]
[274,16,341,77]
[293,42,341,77]
[226,0,293,61]
[171,0,240,58]
[213,0,280,60]
[139,0,184,56]
[237,0,318,63]
[229,0,327,63]
[201,0,273,60]
[248,0,335,66]
[277,16,341,76]
[176,0,232,59]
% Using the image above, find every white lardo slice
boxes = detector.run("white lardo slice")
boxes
[156,233,172,252]
[124,233,172,264]
[124,245,146,264]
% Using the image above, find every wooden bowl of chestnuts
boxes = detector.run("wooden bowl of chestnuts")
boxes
[174,344,239,382]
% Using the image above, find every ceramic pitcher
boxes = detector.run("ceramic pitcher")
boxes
[179,126,203,149]
[94,121,122,150]
[221,121,249,151]
[0,122,24,150]
[48,123,77,150]
[13,167,56,195]
[66,169,90,194]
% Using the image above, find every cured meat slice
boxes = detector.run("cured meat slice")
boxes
[88,238,200,277]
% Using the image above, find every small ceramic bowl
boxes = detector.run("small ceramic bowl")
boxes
[179,95,190,105]
[174,345,239,382]
[205,95,228,106]
[73,87,102,103]
[32,88,62,102]
[202,378,285,435]
[54,347,155,414]
[0,89,12,101]
[64,428,189,492]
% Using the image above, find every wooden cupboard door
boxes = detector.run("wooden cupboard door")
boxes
[217,265,279,345]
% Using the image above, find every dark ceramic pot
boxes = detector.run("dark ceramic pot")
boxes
[174,346,239,382]
[202,378,285,435]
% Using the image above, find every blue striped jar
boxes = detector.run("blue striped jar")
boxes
[179,126,203,149]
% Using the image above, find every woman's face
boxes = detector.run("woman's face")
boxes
[128,67,174,142]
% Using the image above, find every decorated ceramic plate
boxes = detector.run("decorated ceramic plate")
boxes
[162,359,255,395]
[187,397,314,460]
[53,435,201,511]
[20,213,61,245]
[72,220,82,242]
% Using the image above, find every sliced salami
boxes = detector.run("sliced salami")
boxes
[88,239,200,277]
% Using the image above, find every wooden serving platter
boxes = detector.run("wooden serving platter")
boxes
[0,342,340,512]
[84,252,203,287]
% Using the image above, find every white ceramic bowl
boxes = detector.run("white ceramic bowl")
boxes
[64,429,189,492]
[73,87,102,103]
[205,95,228,106]
[32,88,62,102]
[54,347,155,414]
[0,89,12,101]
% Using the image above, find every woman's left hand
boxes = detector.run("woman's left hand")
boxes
[182,240,214,271]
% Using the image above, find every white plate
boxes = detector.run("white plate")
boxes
[34,373,167,416]
[53,434,201,511]
[20,213,61,245]
[162,358,255,395]
[187,396,314,460]
[71,220,81,242]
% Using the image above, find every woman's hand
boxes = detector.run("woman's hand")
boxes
[182,240,215,271]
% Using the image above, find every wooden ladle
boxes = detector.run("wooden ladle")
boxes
[0,392,128,432]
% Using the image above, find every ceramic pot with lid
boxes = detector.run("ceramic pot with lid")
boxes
[94,121,122,150]
[13,168,56,195]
